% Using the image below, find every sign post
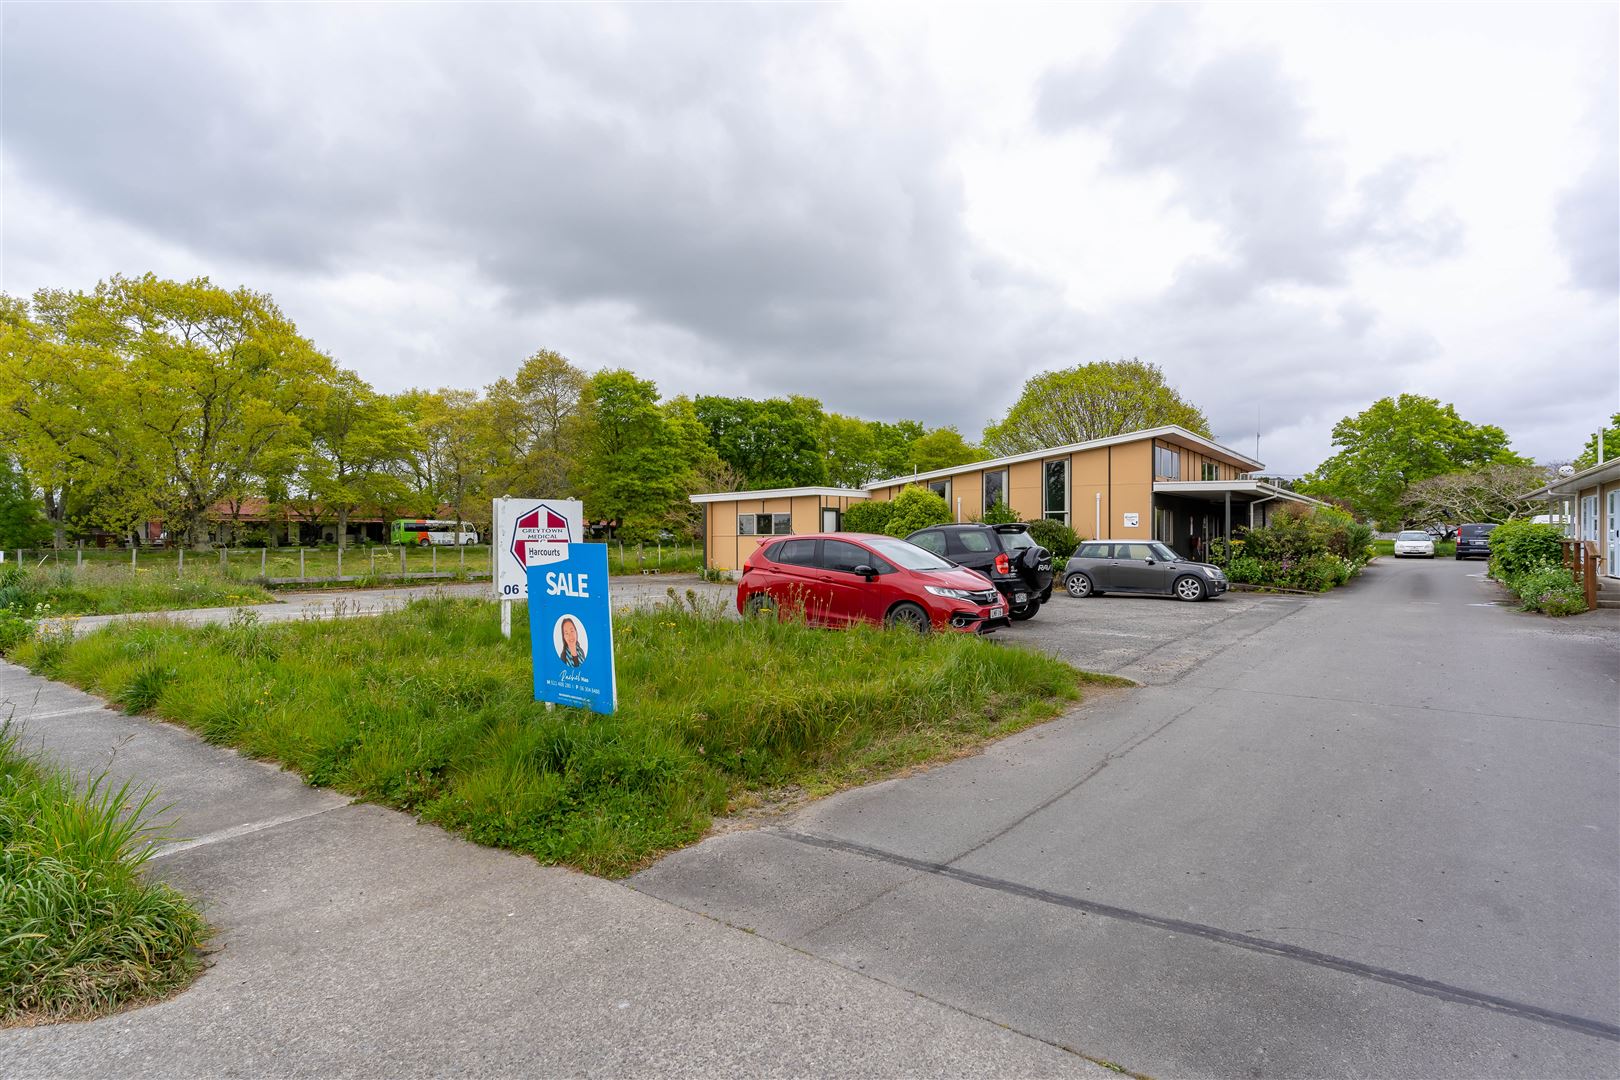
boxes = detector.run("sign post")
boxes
[526,541,616,715]
[493,497,584,638]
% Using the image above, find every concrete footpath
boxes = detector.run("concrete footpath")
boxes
[0,658,1108,1077]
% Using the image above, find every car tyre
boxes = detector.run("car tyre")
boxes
[1064,573,1094,599]
[743,594,778,619]
[885,602,930,634]
[1174,575,1206,602]
[1010,599,1040,622]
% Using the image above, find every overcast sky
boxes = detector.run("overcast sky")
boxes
[4,2,1615,474]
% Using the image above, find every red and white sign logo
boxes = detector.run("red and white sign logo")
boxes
[514,504,573,568]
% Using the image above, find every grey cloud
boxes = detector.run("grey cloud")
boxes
[1036,9,1462,301]
[2,2,1080,431]
[1553,66,1619,297]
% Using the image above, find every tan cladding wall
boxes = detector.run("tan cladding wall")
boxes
[702,493,866,571]
[865,441,1156,541]
[1154,440,1244,482]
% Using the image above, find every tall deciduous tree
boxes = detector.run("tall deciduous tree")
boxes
[982,359,1210,455]
[694,395,826,488]
[482,349,587,498]
[1398,462,1553,525]
[394,388,487,534]
[577,371,710,540]
[1301,395,1528,527]
[296,371,416,549]
[908,426,983,473]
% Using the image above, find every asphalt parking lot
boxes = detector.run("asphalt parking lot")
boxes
[1000,585,1311,684]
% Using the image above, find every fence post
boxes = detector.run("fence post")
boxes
[618,540,624,570]
[77,545,83,569]
[1584,541,1598,611]
[371,548,376,577]
[178,547,184,575]
[220,547,227,569]
[300,548,306,581]
[132,545,137,570]
[400,545,406,576]
[337,545,343,578]
[637,543,644,571]
[433,546,437,574]
[657,541,662,569]
[261,548,267,578]
[459,544,465,573]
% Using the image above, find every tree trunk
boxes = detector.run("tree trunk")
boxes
[337,506,350,551]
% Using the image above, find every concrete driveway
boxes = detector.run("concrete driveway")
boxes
[634,558,1620,1078]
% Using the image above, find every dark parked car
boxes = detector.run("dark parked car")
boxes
[1061,540,1227,602]
[1454,522,1498,560]
[904,523,1054,620]
[737,532,1010,634]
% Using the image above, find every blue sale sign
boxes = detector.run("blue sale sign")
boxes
[526,542,616,715]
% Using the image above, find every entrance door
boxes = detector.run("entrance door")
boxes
[1608,490,1619,578]
[822,507,840,532]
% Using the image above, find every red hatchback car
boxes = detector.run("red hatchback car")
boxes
[736,532,1010,634]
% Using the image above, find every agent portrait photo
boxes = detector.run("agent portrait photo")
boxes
[556,615,587,668]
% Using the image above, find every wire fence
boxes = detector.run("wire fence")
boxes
[1,541,704,586]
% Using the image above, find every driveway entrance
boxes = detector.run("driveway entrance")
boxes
[634,559,1620,1078]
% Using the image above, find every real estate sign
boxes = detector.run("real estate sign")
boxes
[494,497,584,600]
[526,541,617,715]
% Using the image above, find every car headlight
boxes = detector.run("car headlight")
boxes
[1202,565,1224,578]
[925,586,979,601]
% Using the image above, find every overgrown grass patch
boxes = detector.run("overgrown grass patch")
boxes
[0,562,272,617]
[8,599,1087,875]
[0,724,209,1026]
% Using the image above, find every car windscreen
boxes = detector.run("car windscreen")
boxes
[862,535,957,571]
[1397,531,1430,540]
[998,530,1034,551]
[1149,542,1183,561]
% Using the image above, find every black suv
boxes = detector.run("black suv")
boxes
[904,523,1054,620]
[1455,522,1497,560]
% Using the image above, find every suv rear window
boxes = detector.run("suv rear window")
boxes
[955,531,995,553]
[999,530,1034,552]
[1459,524,1497,537]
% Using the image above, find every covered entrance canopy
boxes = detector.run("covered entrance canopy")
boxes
[1151,480,1326,561]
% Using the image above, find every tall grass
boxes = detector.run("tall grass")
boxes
[0,562,272,617]
[8,598,1085,875]
[0,723,209,1026]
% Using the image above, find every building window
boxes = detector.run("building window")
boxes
[1043,459,1068,523]
[1154,505,1173,542]
[1202,462,1220,481]
[1154,446,1181,480]
[738,512,792,536]
[983,469,1008,514]
[928,478,950,502]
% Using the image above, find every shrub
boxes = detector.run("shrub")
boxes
[1487,518,1564,581]
[842,500,896,535]
[1511,565,1587,616]
[883,487,953,538]
[981,499,1021,525]
[0,724,208,1024]
[1219,506,1373,590]
[1026,518,1080,558]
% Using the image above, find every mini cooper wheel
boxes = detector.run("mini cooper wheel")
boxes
[1174,575,1206,602]
[885,602,931,633]
[1064,573,1093,599]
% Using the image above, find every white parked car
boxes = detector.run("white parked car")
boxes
[1393,530,1436,558]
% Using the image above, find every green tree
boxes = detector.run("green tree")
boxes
[296,372,416,549]
[908,426,984,473]
[0,457,52,548]
[577,371,708,540]
[1399,462,1553,526]
[883,487,953,537]
[823,415,929,487]
[695,395,826,488]
[841,499,896,534]
[394,388,488,536]
[482,349,587,498]
[1301,395,1529,527]
[1574,413,1620,470]
[982,359,1210,455]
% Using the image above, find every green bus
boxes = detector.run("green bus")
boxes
[390,519,480,546]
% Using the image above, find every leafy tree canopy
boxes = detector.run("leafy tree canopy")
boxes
[982,359,1210,455]
[883,487,952,537]
[1300,395,1529,527]
[695,395,826,489]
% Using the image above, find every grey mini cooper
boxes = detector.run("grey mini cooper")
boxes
[1061,540,1228,602]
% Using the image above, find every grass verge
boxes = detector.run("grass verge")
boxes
[7,598,1087,876]
[0,563,273,617]
[0,723,209,1027]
